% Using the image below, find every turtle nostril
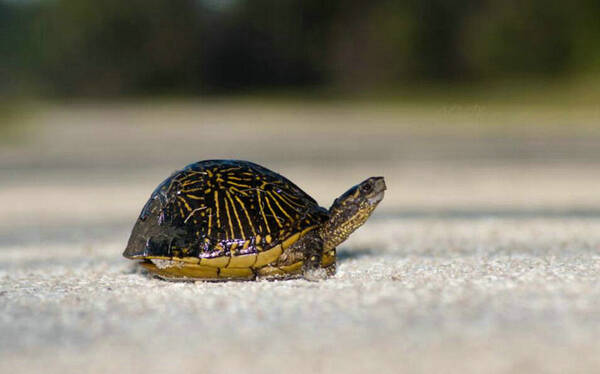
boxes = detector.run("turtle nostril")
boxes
[374,177,386,191]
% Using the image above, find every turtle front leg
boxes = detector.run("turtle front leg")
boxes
[296,231,329,281]
[321,247,336,276]
[255,236,306,280]
[256,230,328,281]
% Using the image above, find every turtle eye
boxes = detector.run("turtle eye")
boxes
[361,183,373,193]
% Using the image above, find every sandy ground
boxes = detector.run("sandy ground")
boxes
[1,101,600,373]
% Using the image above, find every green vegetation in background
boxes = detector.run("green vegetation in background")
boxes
[0,99,34,143]
[1,0,600,97]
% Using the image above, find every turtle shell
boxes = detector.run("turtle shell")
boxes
[124,160,328,278]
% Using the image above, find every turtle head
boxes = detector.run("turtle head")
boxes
[320,176,386,251]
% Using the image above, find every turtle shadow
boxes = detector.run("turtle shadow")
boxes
[337,248,376,263]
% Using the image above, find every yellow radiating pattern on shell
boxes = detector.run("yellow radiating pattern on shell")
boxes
[124,160,334,281]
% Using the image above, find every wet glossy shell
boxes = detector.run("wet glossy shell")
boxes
[125,160,328,279]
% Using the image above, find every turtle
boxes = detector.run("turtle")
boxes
[123,159,386,281]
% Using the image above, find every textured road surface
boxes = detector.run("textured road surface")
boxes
[1,102,599,373]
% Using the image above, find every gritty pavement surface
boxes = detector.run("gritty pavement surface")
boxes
[1,102,600,373]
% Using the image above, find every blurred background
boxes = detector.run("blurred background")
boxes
[2,1,600,373]
[2,0,600,228]
[2,0,600,96]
